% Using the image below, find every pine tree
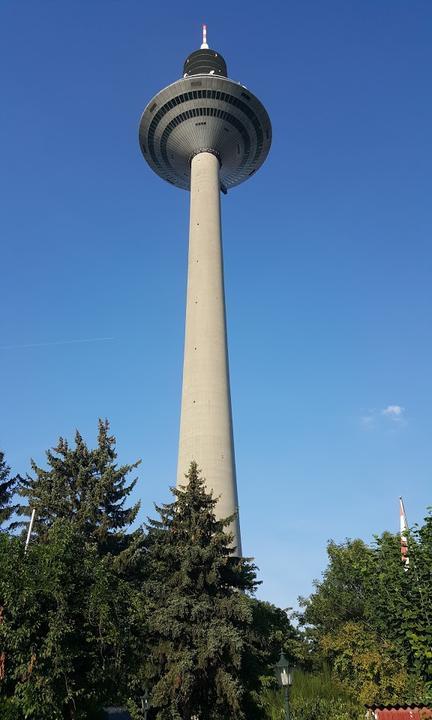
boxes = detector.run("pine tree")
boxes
[140,462,259,720]
[18,420,141,555]
[0,451,17,531]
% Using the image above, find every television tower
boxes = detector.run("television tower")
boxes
[139,26,271,553]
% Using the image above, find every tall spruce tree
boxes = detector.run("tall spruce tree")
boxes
[18,420,141,555]
[139,462,259,720]
[0,451,17,531]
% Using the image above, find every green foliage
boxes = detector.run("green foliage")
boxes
[319,620,415,704]
[0,450,18,531]
[242,599,306,718]
[261,669,362,720]
[0,523,146,719]
[0,696,24,720]
[248,599,304,668]
[291,668,354,702]
[1,423,147,719]
[370,526,432,700]
[298,514,432,705]
[10,421,432,717]
[290,696,361,720]
[299,538,373,635]
[138,461,262,720]
[17,420,141,556]
[2,431,301,718]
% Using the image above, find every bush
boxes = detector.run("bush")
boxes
[260,670,363,720]
[291,697,361,720]
[0,697,23,720]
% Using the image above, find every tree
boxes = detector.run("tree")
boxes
[318,620,414,705]
[298,530,431,705]
[410,511,432,685]
[0,520,147,720]
[0,451,17,693]
[138,462,260,720]
[17,420,141,556]
[0,424,147,718]
[0,451,17,531]
[371,525,432,698]
[299,539,374,636]
[243,599,308,719]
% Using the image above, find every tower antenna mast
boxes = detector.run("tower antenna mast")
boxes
[201,23,209,49]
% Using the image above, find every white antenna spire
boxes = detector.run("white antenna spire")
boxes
[201,24,209,49]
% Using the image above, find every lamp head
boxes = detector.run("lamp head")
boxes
[275,651,292,688]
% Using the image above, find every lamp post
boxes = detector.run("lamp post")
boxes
[275,651,292,720]
[140,689,149,720]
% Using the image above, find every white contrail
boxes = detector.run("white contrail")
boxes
[0,337,115,350]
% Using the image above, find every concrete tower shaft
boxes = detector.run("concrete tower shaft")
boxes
[177,152,241,552]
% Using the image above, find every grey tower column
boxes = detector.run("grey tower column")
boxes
[177,151,241,554]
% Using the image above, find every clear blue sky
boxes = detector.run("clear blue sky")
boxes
[1,1,431,609]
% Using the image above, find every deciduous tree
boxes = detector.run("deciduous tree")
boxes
[0,521,147,720]
[298,523,432,704]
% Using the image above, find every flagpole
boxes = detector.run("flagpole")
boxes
[399,497,431,628]
[24,508,36,555]
[399,496,409,569]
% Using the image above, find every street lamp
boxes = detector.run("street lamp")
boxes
[275,651,292,720]
[141,689,149,720]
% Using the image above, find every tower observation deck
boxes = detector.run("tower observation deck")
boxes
[139,27,272,554]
